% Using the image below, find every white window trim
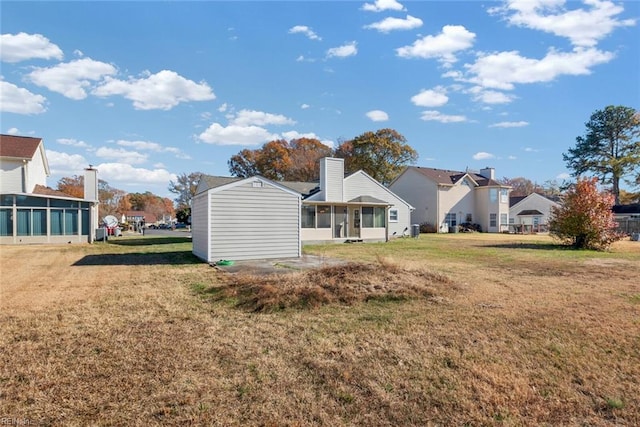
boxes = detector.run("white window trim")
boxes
[389,209,398,223]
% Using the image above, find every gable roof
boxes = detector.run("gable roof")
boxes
[196,176,242,193]
[280,181,319,197]
[517,209,544,216]
[401,166,506,187]
[0,134,42,159]
[510,192,561,209]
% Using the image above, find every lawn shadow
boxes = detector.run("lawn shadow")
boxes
[73,250,202,266]
[478,242,569,251]
[106,236,191,246]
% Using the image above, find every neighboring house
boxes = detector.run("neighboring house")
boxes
[192,176,302,262]
[0,134,100,244]
[509,193,561,233]
[389,166,511,233]
[124,211,158,228]
[191,157,414,262]
[613,204,640,235]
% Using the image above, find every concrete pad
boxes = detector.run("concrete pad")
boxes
[211,255,348,275]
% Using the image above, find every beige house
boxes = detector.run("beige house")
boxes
[0,134,100,244]
[389,166,511,233]
[509,193,561,233]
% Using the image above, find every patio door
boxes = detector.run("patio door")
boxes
[334,205,347,238]
[349,206,361,238]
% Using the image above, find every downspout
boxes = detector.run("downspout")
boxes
[22,160,28,193]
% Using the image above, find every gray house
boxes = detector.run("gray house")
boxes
[509,193,561,233]
[192,176,301,262]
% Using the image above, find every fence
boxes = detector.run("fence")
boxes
[616,219,640,235]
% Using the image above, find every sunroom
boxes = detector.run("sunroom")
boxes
[0,193,97,244]
[300,197,390,243]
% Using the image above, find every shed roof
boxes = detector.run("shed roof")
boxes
[32,184,75,198]
[198,176,242,190]
[0,134,42,159]
[612,204,640,214]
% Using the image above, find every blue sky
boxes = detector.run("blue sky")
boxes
[2,0,639,199]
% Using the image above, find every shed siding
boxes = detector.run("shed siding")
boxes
[209,181,300,261]
[509,194,559,225]
[191,192,210,261]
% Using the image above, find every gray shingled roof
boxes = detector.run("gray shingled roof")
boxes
[406,166,506,187]
[198,176,242,190]
[348,195,389,204]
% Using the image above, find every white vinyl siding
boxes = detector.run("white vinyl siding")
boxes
[193,179,301,262]
[320,158,344,202]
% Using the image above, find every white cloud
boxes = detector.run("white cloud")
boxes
[6,128,20,135]
[198,123,278,146]
[46,150,89,175]
[218,103,228,112]
[411,86,449,107]
[95,146,148,165]
[0,32,63,63]
[362,0,405,12]
[288,25,322,41]
[301,103,310,109]
[508,155,518,160]
[366,110,389,122]
[94,163,177,185]
[489,0,636,47]
[93,70,215,110]
[470,88,515,104]
[28,58,117,100]
[466,47,614,90]
[327,42,358,59]
[230,109,296,126]
[473,151,495,160]
[0,80,47,114]
[396,25,476,65]
[116,139,189,158]
[57,138,90,148]
[556,172,571,180]
[364,15,423,33]
[489,121,529,128]
[524,147,540,152]
[420,110,467,123]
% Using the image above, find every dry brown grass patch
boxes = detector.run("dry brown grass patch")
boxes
[200,259,455,312]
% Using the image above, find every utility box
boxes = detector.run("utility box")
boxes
[411,224,420,238]
[95,228,107,241]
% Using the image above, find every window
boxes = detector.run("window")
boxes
[500,189,509,203]
[317,205,331,228]
[33,209,47,236]
[361,207,386,228]
[389,209,398,222]
[361,207,374,228]
[490,213,497,227]
[0,195,13,207]
[500,213,508,226]
[301,205,315,228]
[64,210,78,235]
[0,209,12,236]
[445,213,457,227]
[17,209,31,236]
[509,217,515,224]
[533,217,540,227]
[51,209,64,235]
[374,207,386,227]
[465,213,472,223]
[489,189,498,203]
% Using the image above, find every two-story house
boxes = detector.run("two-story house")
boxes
[389,166,511,233]
[0,134,100,244]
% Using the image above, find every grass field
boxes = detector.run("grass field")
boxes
[1,233,639,426]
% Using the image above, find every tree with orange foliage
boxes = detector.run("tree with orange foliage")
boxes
[549,177,624,250]
[228,138,331,181]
